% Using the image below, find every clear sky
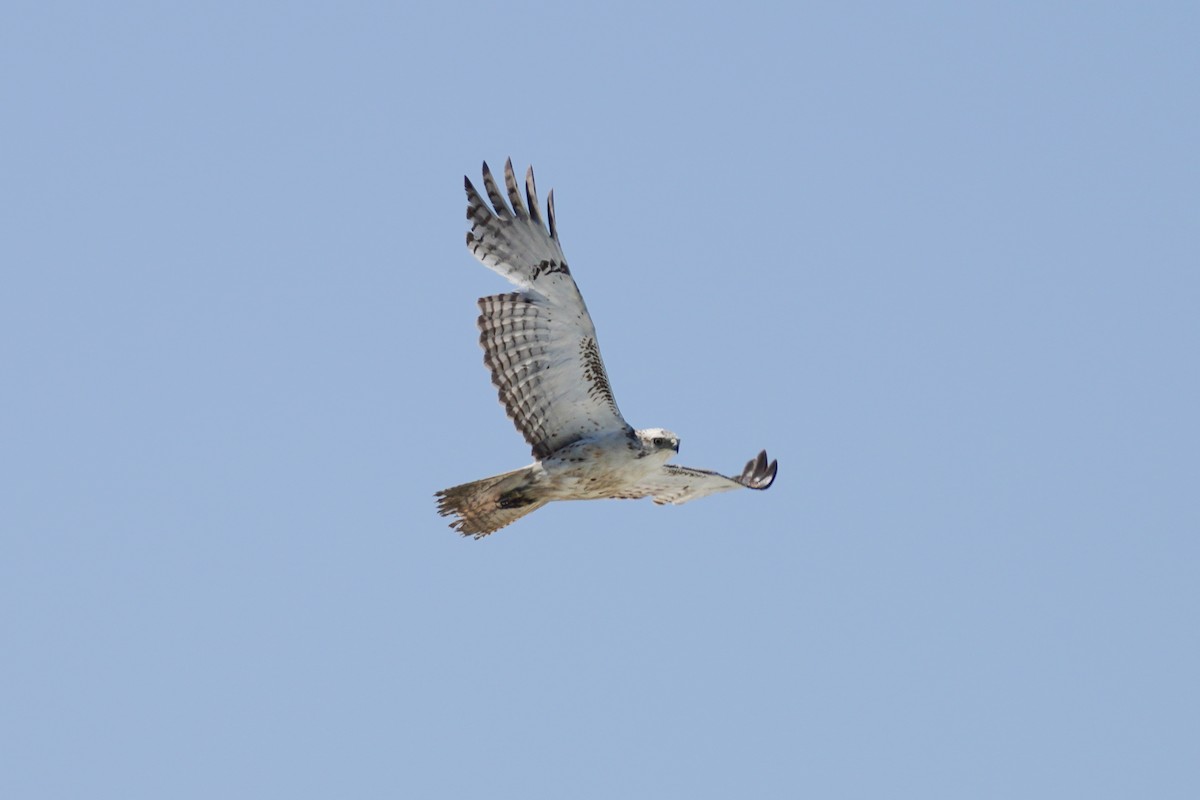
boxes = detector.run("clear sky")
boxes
[3,2,1198,797]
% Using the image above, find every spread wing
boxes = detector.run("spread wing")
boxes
[466,160,632,460]
[621,450,779,505]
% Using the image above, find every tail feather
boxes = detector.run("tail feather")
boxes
[435,467,546,539]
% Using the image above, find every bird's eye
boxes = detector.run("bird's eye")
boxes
[653,437,663,446]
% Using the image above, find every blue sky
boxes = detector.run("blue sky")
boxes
[3,2,1198,797]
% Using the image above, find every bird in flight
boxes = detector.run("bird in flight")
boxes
[436,160,777,537]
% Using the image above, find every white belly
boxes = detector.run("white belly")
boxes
[537,434,668,501]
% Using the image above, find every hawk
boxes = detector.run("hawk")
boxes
[436,160,777,537]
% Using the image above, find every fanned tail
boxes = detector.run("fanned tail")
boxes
[435,466,547,539]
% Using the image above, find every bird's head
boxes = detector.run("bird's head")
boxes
[636,427,680,457]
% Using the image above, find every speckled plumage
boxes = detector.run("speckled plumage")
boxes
[436,160,777,538]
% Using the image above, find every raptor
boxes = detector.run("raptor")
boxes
[436,160,777,537]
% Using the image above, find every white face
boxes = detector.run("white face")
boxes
[640,427,680,453]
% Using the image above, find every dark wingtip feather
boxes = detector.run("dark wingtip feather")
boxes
[464,176,494,229]
[503,158,529,218]
[525,165,544,227]
[480,161,511,218]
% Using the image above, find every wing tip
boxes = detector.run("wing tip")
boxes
[740,449,777,490]
[468,158,562,241]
